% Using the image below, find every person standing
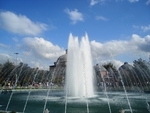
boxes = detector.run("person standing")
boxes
[119,108,125,113]
[44,108,49,113]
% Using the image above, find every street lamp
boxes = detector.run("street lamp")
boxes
[14,52,19,66]
[14,52,19,88]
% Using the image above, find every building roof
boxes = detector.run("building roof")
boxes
[95,64,107,72]
[58,54,67,62]
[119,62,133,70]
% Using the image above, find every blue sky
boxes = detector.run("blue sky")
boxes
[0,0,150,70]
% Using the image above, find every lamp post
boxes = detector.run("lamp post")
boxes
[14,52,19,88]
[14,52,19,66]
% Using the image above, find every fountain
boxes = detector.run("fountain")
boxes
[65,33,95,97]
[0,34,150,113]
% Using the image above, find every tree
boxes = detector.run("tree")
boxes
[103,62,118,73]
[102,62,119,87]
[133,58,150,89]
[0,61,15,85]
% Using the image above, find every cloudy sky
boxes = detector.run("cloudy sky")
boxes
[0,0,150,70]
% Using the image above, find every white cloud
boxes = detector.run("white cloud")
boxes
[30,61,41,69]
[115,0,124,2]
[90,34,150,68]
[64,8,84,24]
[133,25,139,29]
[91,40,128,59]
[23,37,65,60]
[133,24,150,32]
[141,25,150,32]
[0,11,47,35]
[0,53,13,63]
[12,37,18,42]
[1,33,150,70]
[0,43,9,48]
[90,0,105,6]
[0,36,65,70]
[90,0,99,6]
[146,0,150,5]
[96,16,108,21]
[22,37,65,69]
[128,0,139,3]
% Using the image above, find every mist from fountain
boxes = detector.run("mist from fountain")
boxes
[23,69,39,113]
[5,64,24,111]
[65,33,95,98]
[119,68,133,113]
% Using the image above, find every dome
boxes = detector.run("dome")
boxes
[58,54,67,63]
[119,62,133,70]
[56,54,67,66]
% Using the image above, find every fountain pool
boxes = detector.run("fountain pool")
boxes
[0,90,149,113]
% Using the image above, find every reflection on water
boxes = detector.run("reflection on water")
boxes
[0,90,149,113]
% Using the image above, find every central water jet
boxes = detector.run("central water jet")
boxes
[65,33,94,97]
